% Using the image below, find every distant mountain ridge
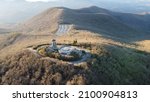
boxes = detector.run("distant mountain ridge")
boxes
[17,6,150,39]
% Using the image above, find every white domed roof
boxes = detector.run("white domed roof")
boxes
[59,46,82,56]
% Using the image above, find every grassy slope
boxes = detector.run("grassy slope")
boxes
[0,31,150,85]
[61,9,141,39]
[16,8,63,34]
[16,7,150,40]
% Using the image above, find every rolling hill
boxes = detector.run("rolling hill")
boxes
[16,7,63,34]
[17,6,150,40]
[0,6,150,85]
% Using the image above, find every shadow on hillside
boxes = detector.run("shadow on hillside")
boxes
[75,26,150,43]
[89,44,150,85]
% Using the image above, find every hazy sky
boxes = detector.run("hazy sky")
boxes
[1,0,150,4]
[0,0,150,24]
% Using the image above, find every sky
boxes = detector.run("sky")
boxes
[0,0,150,8]
[0,0,150,24]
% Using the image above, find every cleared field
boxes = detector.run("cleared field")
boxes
[55,24,73,35]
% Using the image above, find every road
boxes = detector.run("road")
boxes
[70,52,91,65]
[28,47,91,65]
[55,24,73,36]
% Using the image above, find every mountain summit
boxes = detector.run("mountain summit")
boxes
[18,6,150,39]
